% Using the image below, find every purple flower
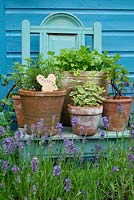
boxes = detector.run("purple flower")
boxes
[1,160,9,170]
[31,157,39,172]
[79,126,84,135]
[71,117,78,125]
[128,154,134,162]
[56,122,63,134]
[129,146,134,152]
[15,130,21,140]
[53,165,61,176]
[116,103,124,113]
[64,178,71,192]
[130,129,134,139]
[2,137,16,154]
[40,134,48,145]
[100,131,105,139]
[22,125,27,136]
[102,116,109,129]
[64,138,77,154]
[95,144,101,152]
[12,165,19,172]
[26,136,32,145]
[124,82,129,87]
[0,126,6,136]
[112,166,119,172]
[17,140,24,150]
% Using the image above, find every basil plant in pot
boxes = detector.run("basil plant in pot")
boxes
[56,45,111,126]
[14,52,66,135]
[68,73,105,136]
[102,55,132,131]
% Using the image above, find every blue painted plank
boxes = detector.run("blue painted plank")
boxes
[5,0,134,9]
[6,34,134,53]
[5,12,134,31]
[5,0,100,9]
[0,0,6,74]
[103,35,134,52]
[6,35,39,53]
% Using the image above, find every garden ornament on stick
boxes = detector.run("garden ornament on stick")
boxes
[36,74,58,92]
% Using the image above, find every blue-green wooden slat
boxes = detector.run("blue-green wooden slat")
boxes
[6,35,134,54]
[5,0,134,9]
[5,0,100,9]
[0,0,6,74]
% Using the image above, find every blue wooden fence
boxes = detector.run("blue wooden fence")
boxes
[0,0,134,98]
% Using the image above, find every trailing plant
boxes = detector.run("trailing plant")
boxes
[69,72,105,106]
[102,53,130,98]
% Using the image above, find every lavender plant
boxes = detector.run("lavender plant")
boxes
[0,120,134,199]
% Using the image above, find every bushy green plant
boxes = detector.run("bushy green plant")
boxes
[69,72,105,106]
[12,52,63,91]
[56,45,104,76]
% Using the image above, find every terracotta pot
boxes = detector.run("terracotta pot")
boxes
[19,89,66,135]
[12,95,24,128]
[68,104,103,136]
[61,71,109,126]
[103,96,132,131]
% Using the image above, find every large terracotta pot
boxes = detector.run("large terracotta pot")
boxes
[68,104,103,136]
[103,96,132,131]
[12,95,24,128]
[61,71,109,126]
[19,89,66,135]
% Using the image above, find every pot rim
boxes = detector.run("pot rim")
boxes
[104,96,132,103]
[68,104,103,115]
[19,88,66,97]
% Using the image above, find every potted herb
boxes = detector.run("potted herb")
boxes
[102,55,132,131]
[55,45,114,126]
[17,52,66,135]
[68,73,105,136]
[2,53,66,135]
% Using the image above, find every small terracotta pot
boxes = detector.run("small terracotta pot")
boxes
[61,71,109,126]
[19,89,66,135]
[68,104,103,136]
[12,95,24,128]
[103,96,132,131]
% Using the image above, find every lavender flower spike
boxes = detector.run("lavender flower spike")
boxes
[31,157,39,172]
[53,165,61,176]
[64,178,71,192]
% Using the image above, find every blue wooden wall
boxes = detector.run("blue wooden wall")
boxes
[1,0,134,97]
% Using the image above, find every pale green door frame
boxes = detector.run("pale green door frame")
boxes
[22,12,102,64]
